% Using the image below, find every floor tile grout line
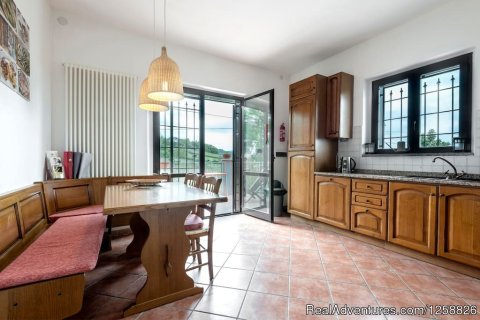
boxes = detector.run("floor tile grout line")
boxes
[287,224,292,320]
[343,242,389,320]
[188,309,238,320]
[234,260,256,319]
[317,230,339,320]
[378,250,442,319]
[388,255,464,313]
[435,276,471,302]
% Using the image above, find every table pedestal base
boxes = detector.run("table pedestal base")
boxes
[123,206,201,316]
[124,286,203,317]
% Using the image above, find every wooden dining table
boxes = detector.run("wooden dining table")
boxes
[103,182,228,317]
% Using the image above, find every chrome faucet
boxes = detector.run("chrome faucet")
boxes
[432,157,465,180]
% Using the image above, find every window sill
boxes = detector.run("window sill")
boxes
[362,152,474,157]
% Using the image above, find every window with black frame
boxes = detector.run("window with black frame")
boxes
[372,53,472,154]
[156,92,201,178]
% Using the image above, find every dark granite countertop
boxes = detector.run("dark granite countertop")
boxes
[314,170,480,187]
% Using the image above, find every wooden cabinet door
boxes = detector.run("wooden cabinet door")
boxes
[287,152,314,219]
[289,95,316,151]
[351,205,387,240]
[388,182,437,254]
[290,76,317,100]
[438,186,480,268]
[326,74,340,138]
[314,176,351,229]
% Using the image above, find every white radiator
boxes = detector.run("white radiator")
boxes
[64,64,136,177]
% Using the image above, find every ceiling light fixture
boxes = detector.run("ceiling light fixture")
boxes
[138,0,170,112]
[139,78,169,112]
[147,0,184,102]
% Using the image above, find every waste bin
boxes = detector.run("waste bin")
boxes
[272,180,287,217]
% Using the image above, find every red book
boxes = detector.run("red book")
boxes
[63,151,74,179]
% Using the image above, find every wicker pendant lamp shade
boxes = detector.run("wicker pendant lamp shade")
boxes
[147,46,184,102]
[139,78,169,112]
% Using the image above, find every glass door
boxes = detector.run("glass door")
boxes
[241,90,274,222]
[204,95,235,214]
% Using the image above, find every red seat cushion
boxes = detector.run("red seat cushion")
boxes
[49,204,104,222]
[0,214,106,290]
[184,214,203,231]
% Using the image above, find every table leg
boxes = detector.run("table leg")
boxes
[126,213,149,257]
[124,206,203,317]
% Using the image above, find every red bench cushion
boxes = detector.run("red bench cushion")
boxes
[0,214,106,290]
[184,214,203,231]
[49,204,104,222]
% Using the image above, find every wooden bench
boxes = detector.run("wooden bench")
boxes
[0,175,169,319]
[41,174,171,229]
[0,184,106,320]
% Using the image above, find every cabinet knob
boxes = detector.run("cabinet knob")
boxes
[366,185,372,189]
[365,200,371,203]
[439,194,445,197]
[430,193,436,196]
[329,178,333,181]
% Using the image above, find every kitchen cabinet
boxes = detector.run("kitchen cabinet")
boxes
[314,176,351,229]
[352,179,388,196]
[326,72,353,139]
[287,75,337,219]
[288,95,316,151]
[287,152,315,219]
[438,186,480,268]
[350,179,388,240]
[351,205,387,240]
[352,192,388,210]
[388,182,437,254]
[289,75,317,100]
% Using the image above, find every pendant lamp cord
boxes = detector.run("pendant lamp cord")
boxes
[163,0,167,47]
[153,0,156,57]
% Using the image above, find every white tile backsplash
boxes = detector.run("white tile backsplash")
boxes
[338,125,478,174]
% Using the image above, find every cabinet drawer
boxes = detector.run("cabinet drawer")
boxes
[352,192,387,210]
[351,205,387,240]
[352,179,388,195]
[290,76,317,100]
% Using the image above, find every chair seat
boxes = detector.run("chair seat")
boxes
[186,226,209,236]
[184,214,203,231]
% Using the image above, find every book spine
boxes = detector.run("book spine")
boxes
[64,151,73,179]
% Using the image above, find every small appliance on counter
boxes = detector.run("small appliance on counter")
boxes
[341,157,356,173]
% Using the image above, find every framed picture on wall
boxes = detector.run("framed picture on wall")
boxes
[15,35,28,75]
[0,0,16,29]
[0,0,29,100]
[16,7,28,48]
[18,67,28,99]
[0,48,17,90]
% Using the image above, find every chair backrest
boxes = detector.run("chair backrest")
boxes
[184,173,202,187]
[200,176,222,194]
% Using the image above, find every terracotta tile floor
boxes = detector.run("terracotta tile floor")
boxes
[70,214,480,320]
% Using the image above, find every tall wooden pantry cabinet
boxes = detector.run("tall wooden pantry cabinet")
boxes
[287,75,338,219]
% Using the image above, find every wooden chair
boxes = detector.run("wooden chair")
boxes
[185,177,222,280]
[184,173,202,187]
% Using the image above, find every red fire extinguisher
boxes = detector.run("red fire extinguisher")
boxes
[280,123,286,142]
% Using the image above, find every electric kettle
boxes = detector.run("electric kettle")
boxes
[341,157,356,173]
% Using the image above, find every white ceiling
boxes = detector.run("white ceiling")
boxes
[49,0,450,75]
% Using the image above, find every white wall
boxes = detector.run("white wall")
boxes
[50,10,289,187]
[0,0,52,194]
[291,0,480,175]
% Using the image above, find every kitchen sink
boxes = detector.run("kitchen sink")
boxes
[400,175,443,180]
